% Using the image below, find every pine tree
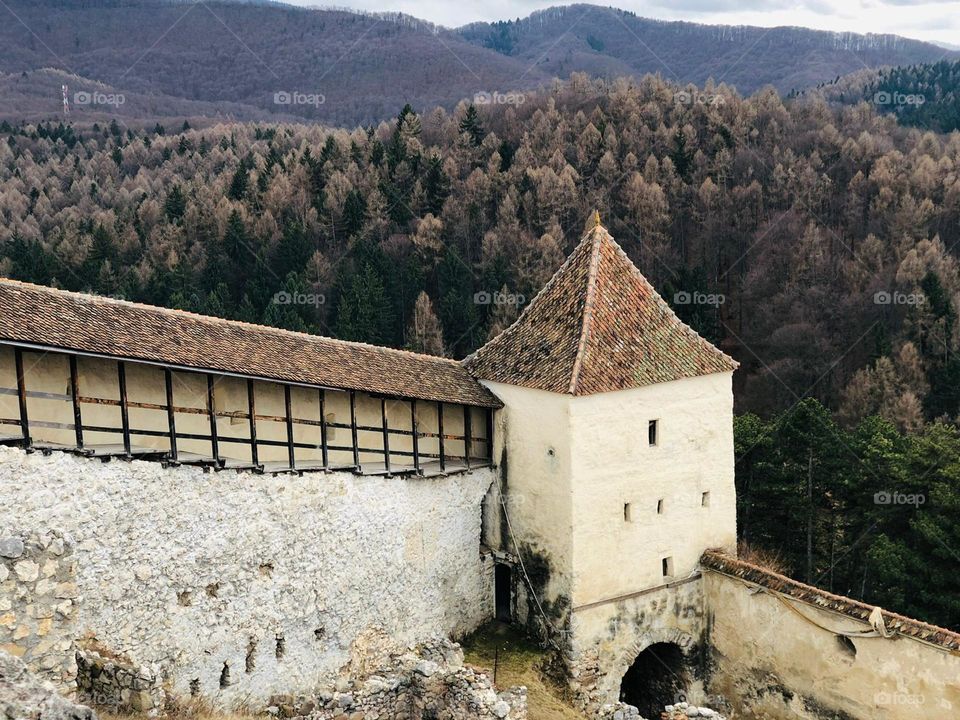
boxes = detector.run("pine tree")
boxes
[459,104,484,147]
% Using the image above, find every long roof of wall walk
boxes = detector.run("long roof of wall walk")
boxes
[701,551,960,652]
[0,279,502,408]
[465,221,738,396]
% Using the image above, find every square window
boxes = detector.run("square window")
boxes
[657,498,664,515]
[702,491,711,507]
[662,556,674,577]
[624,503,633,522]
[648,419,659,446]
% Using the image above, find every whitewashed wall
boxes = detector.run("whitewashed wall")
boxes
[0,446,495,705]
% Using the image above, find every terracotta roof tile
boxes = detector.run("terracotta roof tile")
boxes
[0,279,501,408]
[701,550,960,652]
[465,224,737,394]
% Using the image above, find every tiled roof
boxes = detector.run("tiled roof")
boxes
[465,223,737,395]
[0,279,501,408]
[701,550,960,652]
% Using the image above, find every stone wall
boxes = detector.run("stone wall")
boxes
[568,578,707,712]
[702,552,960,719]
[0,446,496,708]
[0,529,78,687]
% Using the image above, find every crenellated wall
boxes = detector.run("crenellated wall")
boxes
[0,446,496,707]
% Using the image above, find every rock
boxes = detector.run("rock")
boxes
[686,707,701,717]
[0,565,8,583]
[414,660,438,677]
[0,537,24,559]
[492,700,510,718]
[13,560,39,582]
[0,648,97,720]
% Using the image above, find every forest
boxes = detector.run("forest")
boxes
[1,74,959,627]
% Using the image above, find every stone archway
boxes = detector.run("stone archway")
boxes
[619,642,690,718]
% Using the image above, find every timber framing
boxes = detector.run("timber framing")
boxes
[0,342,494,477]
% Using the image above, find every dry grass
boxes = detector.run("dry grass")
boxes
[460,622,585,720]
[100,696,255,720]
[736,541,789,576]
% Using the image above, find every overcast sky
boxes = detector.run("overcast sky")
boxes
[278,0,960,47]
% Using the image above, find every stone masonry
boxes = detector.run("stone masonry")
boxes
[0,530,78,687]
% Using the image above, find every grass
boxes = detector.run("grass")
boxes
[461,622,585,720]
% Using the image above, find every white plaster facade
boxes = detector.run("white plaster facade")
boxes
[482,370,738,707]
[0,446,495,704]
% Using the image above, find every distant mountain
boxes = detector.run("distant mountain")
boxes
[0,0,957,126]
[458,5,958,96]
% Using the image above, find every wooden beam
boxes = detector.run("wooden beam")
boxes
[381,398,391,475]
[463,405,472,471]
[117,362,131,456]
[207,374,220,466]
[247,379,259,468]
[349,390,359,469]
[284,384,296,471]
[437,401,445,473]
[69,355,83,449]
[485,408,494,462]
[14,348,29,446]
[319,389,329,470]
[165,369,178,461]
[411,399,420,474]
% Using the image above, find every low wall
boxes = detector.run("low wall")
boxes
[0,529,78,686]
[701,552,960,719]
[0,446,495,707]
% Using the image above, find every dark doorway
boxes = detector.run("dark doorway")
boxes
[619,642,689,718]
[494,564,512,621]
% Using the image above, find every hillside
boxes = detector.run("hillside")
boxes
[458,5,958,95]
[0,0,957,126]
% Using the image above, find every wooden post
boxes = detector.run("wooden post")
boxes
[247,379,259,468]
[284,384,296,471]
[485,408,494,463]
[165,369,178,461]
[411,399,421,474]
[319,389,329,469]
[437,401,445,473]
[14,348,29,446]
[350,390,359,469]
[118,362,131,455]
[207,374,220,466]
[463,405,472,471]
[69,355,83,449]
[381,398,391,475]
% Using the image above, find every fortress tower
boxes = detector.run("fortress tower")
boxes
[468,219,739,711]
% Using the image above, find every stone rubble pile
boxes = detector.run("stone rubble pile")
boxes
[269,635,526,720]
[0,648,95,720]
[596,700,728,720]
